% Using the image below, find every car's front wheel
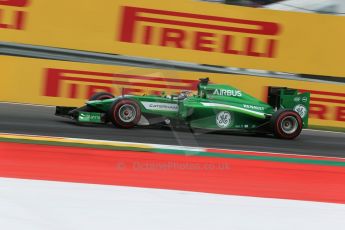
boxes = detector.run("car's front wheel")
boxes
[109,99,141,128]
[271,109,303,139]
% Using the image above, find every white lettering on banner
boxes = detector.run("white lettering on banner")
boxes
[213,89,242,97]
[141,102,179,112]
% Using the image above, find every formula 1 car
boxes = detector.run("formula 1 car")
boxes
[55,78,310,139]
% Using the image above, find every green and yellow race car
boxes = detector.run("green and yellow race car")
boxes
[55,78,310,139]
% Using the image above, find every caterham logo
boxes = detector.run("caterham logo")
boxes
[216,111,232,128]
[141,102,179,112]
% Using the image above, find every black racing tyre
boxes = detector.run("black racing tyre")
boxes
[270,109,303,139]
[109,99,141,128]
[89,92,114,101]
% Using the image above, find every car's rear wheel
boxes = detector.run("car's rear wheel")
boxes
[109,99,141,128]
[89,92,114,101]
[271,109,303,139]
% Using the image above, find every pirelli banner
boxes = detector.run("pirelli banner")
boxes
[1,0,345,78]
[1,56,344,129]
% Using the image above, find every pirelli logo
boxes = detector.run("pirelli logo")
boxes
[299,89,345,122]
[43,68,198,99]
[119,6,281,58]
[0,0,30,30]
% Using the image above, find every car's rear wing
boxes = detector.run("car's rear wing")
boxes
[268,87,310,128]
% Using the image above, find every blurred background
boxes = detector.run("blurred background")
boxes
[198,0,345,14]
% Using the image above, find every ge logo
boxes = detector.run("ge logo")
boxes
[294,104,307,118]
[216,111,232,128]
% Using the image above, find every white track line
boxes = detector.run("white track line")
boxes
[2,178,345,230]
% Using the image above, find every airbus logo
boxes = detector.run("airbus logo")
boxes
[213,89,242,97]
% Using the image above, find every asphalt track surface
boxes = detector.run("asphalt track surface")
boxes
[0,103,344,157]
